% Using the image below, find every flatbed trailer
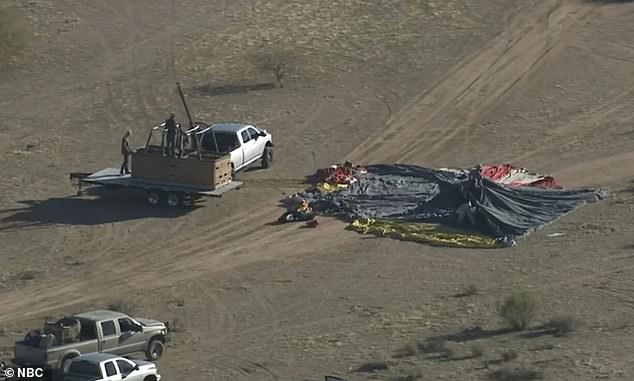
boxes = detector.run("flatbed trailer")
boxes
[70,168,243,207]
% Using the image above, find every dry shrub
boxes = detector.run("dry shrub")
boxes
[496,292,536,331]
[489,366,543,381]
[394,343,418,358]
[251,49,292,88]
[354,361,388,373]
[455,284,478,297]
[471,345,484,358]
[417,338,447,354]
[542,316,577,336]
[501,349,518,362]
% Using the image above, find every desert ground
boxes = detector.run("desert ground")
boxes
[1,0,634,380]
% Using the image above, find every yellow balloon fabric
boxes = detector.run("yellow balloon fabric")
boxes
[349,218,499,248]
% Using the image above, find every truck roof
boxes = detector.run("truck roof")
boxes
[211,122,254,133]
[73,310,129,321]
[72,352,120,364]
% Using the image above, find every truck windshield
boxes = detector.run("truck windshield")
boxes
[68,360,102,378]
[201,132,238,152]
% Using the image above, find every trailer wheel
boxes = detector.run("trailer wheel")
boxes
[166,192,181,208]
[262,146,273,168]
[147,190,161,206]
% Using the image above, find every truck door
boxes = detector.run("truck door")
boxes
[239,129,258,164]
[116,317,145,354]
[98,320,121,353]
[116,359,142,381]
[103,360,123,381]
[247,127,265,160]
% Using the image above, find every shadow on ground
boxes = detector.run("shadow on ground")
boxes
[424,326,514,344]
[0,188,197,230]
[195,82,277,97]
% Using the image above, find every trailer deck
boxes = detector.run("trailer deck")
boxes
[70,168,242,206]
[75,167,242,195]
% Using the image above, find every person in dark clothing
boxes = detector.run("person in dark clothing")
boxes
[120,130,133,175]
[164,113,178,157]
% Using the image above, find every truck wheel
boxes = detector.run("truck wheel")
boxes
[166,192,181,208]
[146,339,164,361]
[262,146,273,169]
[147,190,161,206]
[143,376,158,381]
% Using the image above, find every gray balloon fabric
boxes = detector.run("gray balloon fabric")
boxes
[299,164,607,241]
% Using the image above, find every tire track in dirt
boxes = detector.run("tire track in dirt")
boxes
[0,218,350,322]
[509,88,634,168]
[0,0,603,324]
[345,1,595,165]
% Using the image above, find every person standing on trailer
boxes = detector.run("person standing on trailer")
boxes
[165,112,178,157]
[120,130,133,175]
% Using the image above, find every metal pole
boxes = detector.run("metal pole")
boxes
[177,82,194,130]
[144,128,154,154]
[196,134,202,161]
[176,81,219,153]
[210,123,219,155]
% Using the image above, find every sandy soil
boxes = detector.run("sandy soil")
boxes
[1,0,634,380]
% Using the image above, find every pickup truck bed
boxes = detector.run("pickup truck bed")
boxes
[13,340,98,368]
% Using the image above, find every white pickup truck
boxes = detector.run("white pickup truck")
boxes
[198,123,273,174]
[62,353,161,381]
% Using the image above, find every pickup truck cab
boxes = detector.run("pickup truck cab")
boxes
[199,123,273,173]
[63,353,161,381]
[13,310,169,373]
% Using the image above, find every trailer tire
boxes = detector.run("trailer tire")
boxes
[262,146,273,169]
[147,190,161,206]
[166,192,181,208]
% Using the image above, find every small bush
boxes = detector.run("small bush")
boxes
[354,361,388,373]
[501,349,518,362]
[252,49,291,88]
[542,316,577,336]
[488,366,543,381]
[496,292,536,331]
[529,343,554,351]
[471,345,484,358]
[455,284,478,297]
[417,338,447,354]
[394,343,418,358]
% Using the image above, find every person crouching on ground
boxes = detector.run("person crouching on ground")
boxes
[120,130,134,175]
